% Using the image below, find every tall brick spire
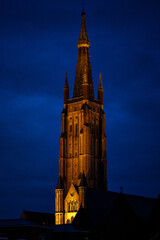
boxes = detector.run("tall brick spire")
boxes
[73,12,94,98]
[55,11,107,225]
[64,72,69,105]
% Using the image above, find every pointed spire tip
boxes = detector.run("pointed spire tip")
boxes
[64,72,69,88]
[81,11,86,17]
[78,9,89,48]
[82,0,85,16]
[98,73,103,89]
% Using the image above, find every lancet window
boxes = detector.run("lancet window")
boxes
[67,200,78,212]
[75,123,78,136]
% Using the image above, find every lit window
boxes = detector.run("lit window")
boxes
[68,200,78,213]
[68,201,70,212]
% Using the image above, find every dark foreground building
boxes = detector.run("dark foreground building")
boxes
[0,192,160,239]
[0,10,159,240]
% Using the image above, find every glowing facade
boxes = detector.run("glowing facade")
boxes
[55,12,107,225]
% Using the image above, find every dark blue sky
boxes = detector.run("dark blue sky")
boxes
[1,0,160,219]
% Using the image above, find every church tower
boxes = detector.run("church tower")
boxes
[55,11,107,225]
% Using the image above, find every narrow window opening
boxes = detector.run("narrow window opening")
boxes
[75,123,78,136]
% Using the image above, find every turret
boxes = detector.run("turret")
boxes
[98,73,103,105]
[64,72,69,106]
[55,176,64,224]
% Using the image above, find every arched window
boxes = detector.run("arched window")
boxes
[73,201,76,212]
[68,200,78,212]
[71,200,74,212]
[75,123,78,136]
[68,201,70,212]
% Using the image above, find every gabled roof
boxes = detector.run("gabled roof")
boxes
[87,190,156,219]
[79,172,87,187]
[65,182,79,202]
[73,190,157,230]
[72,206,93,230]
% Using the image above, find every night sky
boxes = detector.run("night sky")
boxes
[1,0,160,219]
